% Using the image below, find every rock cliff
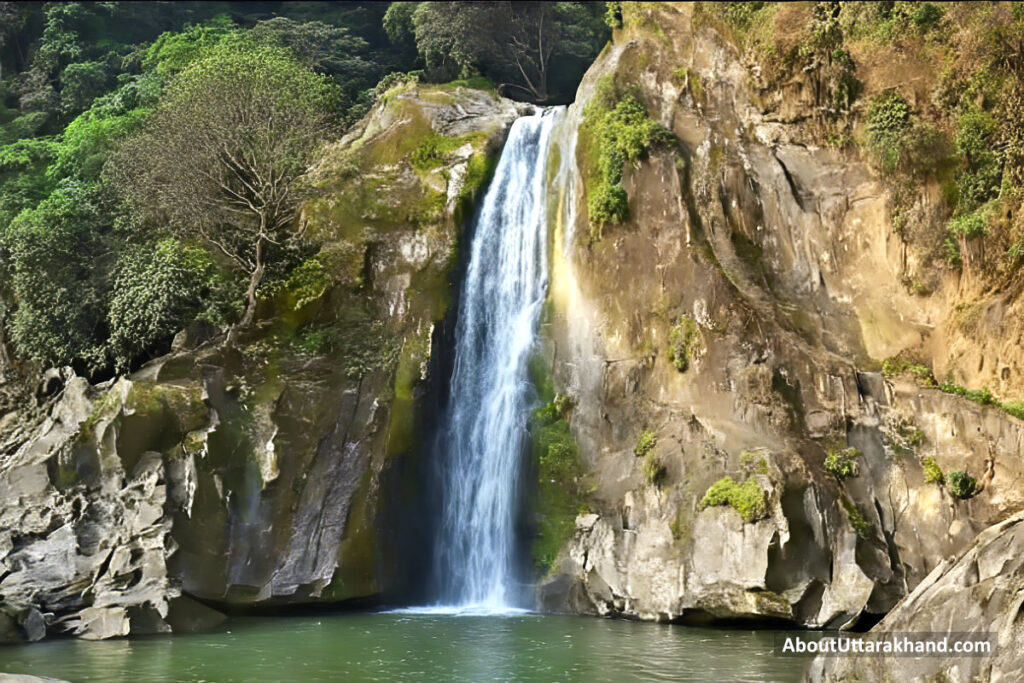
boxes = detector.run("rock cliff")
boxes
[809,512,1024,681]
[0,84,524,642]
[537,2,1024,632]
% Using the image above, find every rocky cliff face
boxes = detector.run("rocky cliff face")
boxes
[538,3,1024,631]
[809,511,1024,682]
[0,84,524,642]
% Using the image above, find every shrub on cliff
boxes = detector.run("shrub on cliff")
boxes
[824,446,860,481]
[865,91,911,174]
[922,457,944,484]
[946,470,979,500]
[580,78,668,238]
[700,476,768,523]
[633,430,657,457]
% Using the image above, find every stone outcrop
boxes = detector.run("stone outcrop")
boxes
[809,512,1024,682]
[0,84,523,642]
[538,3,1024,629]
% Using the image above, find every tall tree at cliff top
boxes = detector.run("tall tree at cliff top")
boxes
[108,44,337,333]
[394,1,607,103]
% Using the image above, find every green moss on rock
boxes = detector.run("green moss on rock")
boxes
[668,315,701,372]
[699,476,768,523]
[531,398,586,573]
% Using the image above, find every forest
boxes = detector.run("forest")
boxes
[0,1,608,378]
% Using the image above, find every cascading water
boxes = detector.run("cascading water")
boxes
[430,107,563,612]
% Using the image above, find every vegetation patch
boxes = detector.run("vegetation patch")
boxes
[922,457,944,485]
[840,495,873,539]
[642,450,666,486]
[531,394,586,573]
[946,470,979,500]
[410,131,487,172]
[699,476,768,523]
[824,446,860,481]
[633,429,657,457]
[579,77,668,239]
[668,315,701,372]
[740,449,770,475]
[881,354,1024,422]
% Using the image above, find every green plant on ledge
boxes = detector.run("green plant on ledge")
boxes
[840,495,873,540]
[922,456,944,485]
[946,470,978,500]
[699,476,767,523]
[824,446,861,481]
[668,315,700,372]
[579,77,668,238]
[634,429,657,457]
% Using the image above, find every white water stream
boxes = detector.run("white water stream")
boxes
[431,108,563,612]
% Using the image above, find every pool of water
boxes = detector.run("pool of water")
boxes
[0,612,811,682]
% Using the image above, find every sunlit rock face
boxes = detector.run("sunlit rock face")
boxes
[809,512,1024,682]
[0,85,524,643]
[536,3,1024,630]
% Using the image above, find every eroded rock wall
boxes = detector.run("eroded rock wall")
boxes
[539,3,1024,629]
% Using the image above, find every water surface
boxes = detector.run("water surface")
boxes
[0,612,810,682]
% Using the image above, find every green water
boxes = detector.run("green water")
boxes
[0,612,810,682]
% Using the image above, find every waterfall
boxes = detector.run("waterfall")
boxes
[431,107,563,612]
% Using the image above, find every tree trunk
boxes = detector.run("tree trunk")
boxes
[240,236,265,328]
[227,234,264,346]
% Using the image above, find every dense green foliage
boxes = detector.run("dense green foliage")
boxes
[946,470,979,500]
[5,181,108,370]
[823,447,860,481]
[0,3,408,376]
[579,77,666,236]
[1,2,609,377]
[0,2,610,376]
[388,2,608,103]
[699,476,768,523]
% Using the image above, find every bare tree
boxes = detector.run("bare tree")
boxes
[108,45,336,334]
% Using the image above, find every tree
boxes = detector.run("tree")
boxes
[492,2,607,103]
[250,17,375,90]
[408,1,607,103]
[109,45,337,333]
[5,180,109,371]
[107,238,217,370]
